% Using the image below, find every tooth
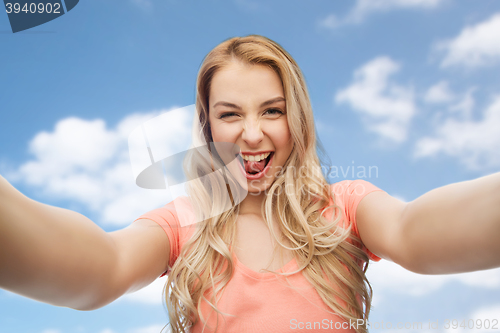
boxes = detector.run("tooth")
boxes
[242,153,273,162]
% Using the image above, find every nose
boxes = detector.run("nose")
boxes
[241,118,264,147]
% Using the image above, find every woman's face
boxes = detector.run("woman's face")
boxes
[208,60,293,194]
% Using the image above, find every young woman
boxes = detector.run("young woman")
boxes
[1,35,499,333]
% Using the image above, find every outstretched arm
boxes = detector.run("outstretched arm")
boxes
[356,172,500,274]
[0,175,170,310]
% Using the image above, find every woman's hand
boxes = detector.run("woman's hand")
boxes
[356,172,500,274]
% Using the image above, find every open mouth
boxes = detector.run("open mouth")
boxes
[237,152,274,177]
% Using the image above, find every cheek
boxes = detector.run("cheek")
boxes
[210,123,240,143]
[271,121,292,149]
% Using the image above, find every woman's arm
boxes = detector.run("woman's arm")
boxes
[0,175,170,310]
[356,172,500,274]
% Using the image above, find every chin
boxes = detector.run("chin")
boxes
[246,181,273,195]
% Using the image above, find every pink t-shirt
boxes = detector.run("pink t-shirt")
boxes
[137,180,383,332]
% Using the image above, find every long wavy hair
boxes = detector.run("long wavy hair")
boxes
[165,35,373,333]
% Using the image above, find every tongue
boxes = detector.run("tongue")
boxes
[244,159,267,174]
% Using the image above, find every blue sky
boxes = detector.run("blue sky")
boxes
[1,0,500,332]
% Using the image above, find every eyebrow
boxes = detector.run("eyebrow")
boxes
[212,97,285,110]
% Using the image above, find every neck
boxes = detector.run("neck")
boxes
[238,191,266,216]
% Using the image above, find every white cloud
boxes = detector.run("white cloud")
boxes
[367,260,500,298]
[129,324,168,333]
[119,275,167,305]
[367,260,452,297]
[319,0,446,29]
[335,56,416,143]
[448,87,476,119]
[424,81,455,104]
[318,14,341,30]
[10,107,192,226]
[469,305,500,332]
[414,95,500,170]
[437,13,500,68]
[454,269,500,289]
[442,305,500,333]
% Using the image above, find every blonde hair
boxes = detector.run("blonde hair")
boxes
[165,35,373,333]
